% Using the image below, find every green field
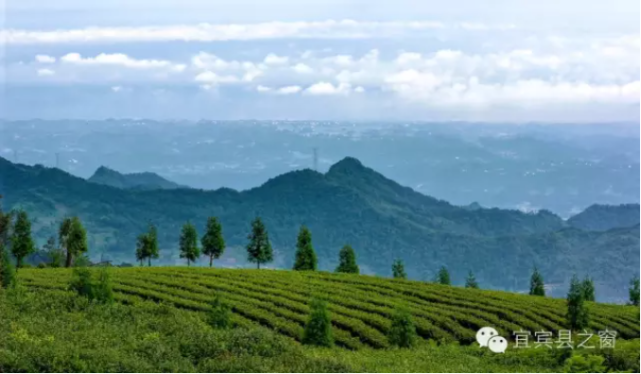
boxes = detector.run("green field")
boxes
[2,268,639,373]
[18,268,640,349]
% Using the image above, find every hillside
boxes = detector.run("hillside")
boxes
[87,166,186,190]
[568,204,640,231]
[6,272,640,373]
[0,156,639,300]
[19,267,641,349]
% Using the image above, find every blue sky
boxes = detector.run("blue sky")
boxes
[2,0,639,121]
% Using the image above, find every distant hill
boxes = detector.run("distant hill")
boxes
[88,166,185,190]
[568,204,640,231]
[1,156,638,301]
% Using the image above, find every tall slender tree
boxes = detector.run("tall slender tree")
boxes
[59,218,73,268]
[581,277,596,302]
[567,275,590,330]
[293,226,317,271]
[630,278,640,307]
[0,196,12,251]
[437,266,451,285]
[465,271,479,289]
[392,259,407,279]
[179,222,200,266]
[0,197,15,288]
[529,267,546,296]
[145,224,159,266]
[246,217,273,270]
[335,245,359,274]
[135,233,147,266]
[64,217,89,268]
[201,217,226,268]
[10,210,35,269]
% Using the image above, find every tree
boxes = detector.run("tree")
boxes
[530,267,546,297]
[293,226,317,271]
[145,224,159,266]
[437,266,451,285]
[0,248,16,289]
[0,196,12,251]
[388,307,417,348]
[567,275,590,330]
[201,217,226,268]
[302,298,333,347]
[246,217,273,269]
[630,278,640,307]
[208,295,231,329]
[135,234,147,266]
[465,271,479,289]
[335,245,359,274]
[0,197,15,289]
[60,217,88,268]
[43,236,64,268]
[392,259,407,279]
[10,210,35,269]
[135,224,159,267]
[59,218,73,267]
[581,277,596,302]
[179,223,200,266]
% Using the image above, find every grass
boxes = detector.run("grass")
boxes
[3,268,640,373]
[17,267,640,349]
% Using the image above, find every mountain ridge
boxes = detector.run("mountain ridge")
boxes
[0,156,638,301]
[88,165,186,190]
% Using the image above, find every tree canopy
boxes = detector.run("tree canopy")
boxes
[293,226,317,271]
[246,217,273,269]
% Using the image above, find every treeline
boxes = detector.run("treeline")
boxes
[1,200,640,310]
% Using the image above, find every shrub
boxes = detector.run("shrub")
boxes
[302,298,333,347]
[388,307,417,348]
[0,249,16,289]
[562,354,606,373]
[207,295,231,330]
[93,267,114,304]
[69,267,113,304]
[69,267,94,299]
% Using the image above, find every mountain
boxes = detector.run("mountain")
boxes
[0,156,638,301]
[88,166,185,190]
[568,204,640,231]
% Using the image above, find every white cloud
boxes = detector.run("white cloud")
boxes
[35,54,56,63]
[36,68,55,76]
[305,82,352,96]
[195,71,239,84]
[264,53,289,65]
[0,20,515,45]
[276,85,302,95]
[60,53,185,71]
[111,86,123,92]
[292,63,313,74]
[256,85,302,95]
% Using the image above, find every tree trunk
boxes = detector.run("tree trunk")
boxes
[65,250,73,268]
[148,258,151,267]
[188,259,191,267]
[209,256,213,268]
[139,259,143,266]
[257,262,260,270]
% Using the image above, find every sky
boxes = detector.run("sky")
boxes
[1,0,639,121]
